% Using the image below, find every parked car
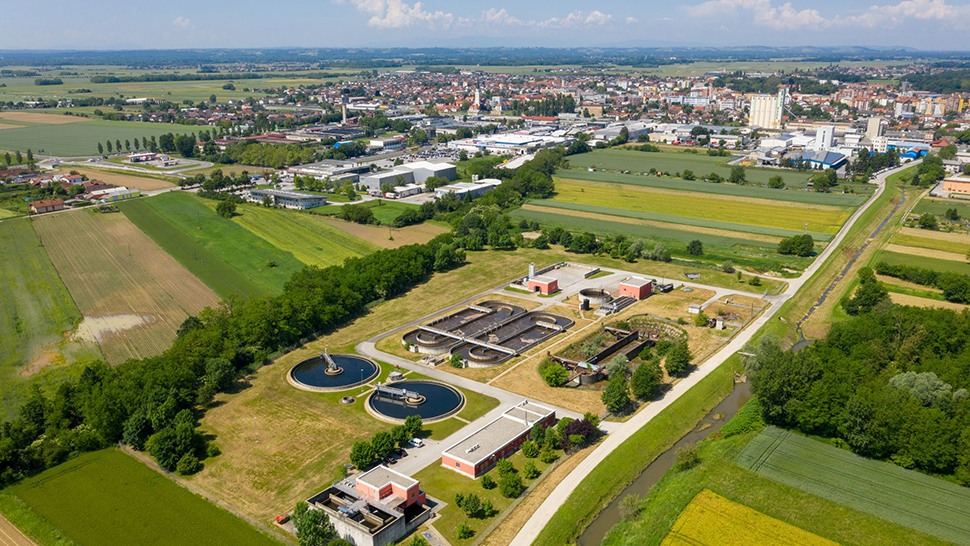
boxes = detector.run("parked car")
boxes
[409,438,423,448]
[394,448,408,457]
[274,515,290,525]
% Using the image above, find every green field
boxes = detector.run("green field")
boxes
[913,197,970,219]
[317,199,420,225]
[0,219,95,419]
[558,169,867,207]
[120,193,304,299]
[543,180,849,236]
[6,449,282,546]
[891,232,970,255]
[737,427,970,545]
[877,250,970,275]
[225,204,378,268]
[527,199,832,240]
[0,118,202,156]
[565,148,833,188]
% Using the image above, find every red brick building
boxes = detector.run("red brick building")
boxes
[441,401,556,478]
[619,277,652,300]
[527,275,559,295]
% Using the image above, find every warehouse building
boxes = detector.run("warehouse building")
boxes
[619,278,652,300]
[433,179,502,200]
[244,188,327,209]
[441,401,556,478]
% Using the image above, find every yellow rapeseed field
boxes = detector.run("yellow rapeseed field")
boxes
[661,490,840,546]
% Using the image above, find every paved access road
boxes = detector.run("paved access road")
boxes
[0,515,36,546]
[506,162,911,546]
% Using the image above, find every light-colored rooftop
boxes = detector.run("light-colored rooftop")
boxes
[443,400,555,466]
[620,277,651,288]
[356,465,418,491]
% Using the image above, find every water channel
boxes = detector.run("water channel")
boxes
[577,380,753,546]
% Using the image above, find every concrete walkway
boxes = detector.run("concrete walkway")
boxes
[506,162,908,546]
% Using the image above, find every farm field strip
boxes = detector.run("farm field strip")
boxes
[33,211,221,364]
[8,449,282,546]
[737,427,970,546]
[888,292,970,311]
[527,199,832,240]
[883,243,967,263]
[226,204,377,268]
[891,232,970,255]
[660,490,837,546]
[913,197,970,218]
[519,203,785,244]
[539,181,848,236]
[877,250,970,276]
[120,192,304,298]
[61,167,176,191]
[558,169,866,207]
[319,217,450,249]
[0,219,82,370]
[510,208,776,249]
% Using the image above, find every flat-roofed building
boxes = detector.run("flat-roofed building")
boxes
[943,175,970,195]
[306,465,431,546]
[441,401,556,478]
[527,275,559,295]
[433,179,502,200]
[360,169,415,191]
[245,188,327,209]
[619,277,652,300]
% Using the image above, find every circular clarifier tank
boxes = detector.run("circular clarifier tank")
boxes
[579,288,612,305]
[367,380,465,423]
[288,353,380,392]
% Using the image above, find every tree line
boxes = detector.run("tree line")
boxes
[748,284,970,482]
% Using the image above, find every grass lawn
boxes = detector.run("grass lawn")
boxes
[5,449,282,546]
[736,427,970,546]
[224,203,378,268]
[533,354,743,546]
[890,231,970,255]
[317,199,420,225]
[120,192,304,299]
[557,168,866,207]
[0,119,202,156]
[877,250,970,275]
[415,448,561,545]
[544,179,849,236]
[602,430,951,546]
[659,489,837,546]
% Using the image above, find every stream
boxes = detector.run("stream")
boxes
[577,380,753,546]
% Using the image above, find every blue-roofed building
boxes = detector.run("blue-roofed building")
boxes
[796,150,848,170]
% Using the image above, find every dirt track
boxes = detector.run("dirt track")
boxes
[0,515,37,546]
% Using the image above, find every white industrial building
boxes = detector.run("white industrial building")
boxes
[359,161,456,191]
[447,133,567,155]
[434,179,502,200]
[244,188,327,209]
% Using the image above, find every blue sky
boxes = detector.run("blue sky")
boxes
[3,0,970,50]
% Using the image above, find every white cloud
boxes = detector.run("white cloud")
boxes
[172,16,192,31]
[626,16,640,24]
[481,8,522,26]
[534,10,614,28]
[347,0,454,28]
[835,0,970,28]
[687,0,970,30]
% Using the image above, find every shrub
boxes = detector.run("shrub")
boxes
[687,239,703,256]
[523,461,540,479]
[480,498,495,518]
[176,453,202,475]
[675,443,699,470]
[461,493,480,517]
[499,472,524,498]
[522,440,539,458]
[719,398,765,437]
[631,358,663,399]
[601,374,631,414]
[496,459,515,477]
[541,364,569,386]
[456,522,474,539]
[481,474,496,490]
[665,343,693,377]
[721,260,735,273]
[449,354,463,368]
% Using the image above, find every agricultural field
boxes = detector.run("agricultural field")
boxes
[890,228,970,255]
[538,179,850,237]
[34,210,221,364]
[57,167,177,191]
[221,204,378,268]
[317,198,421,225]
[566,149,825,188]
[660,490,837,546]
[913,196,970,219]
[559,169,869,207]
[119,192,304,299]
[0,117,202,156]
[321,217,450,249]
[737,426,970,545]
[5,449,283,546]
[0,219,97,419]
[877,250,970,275]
